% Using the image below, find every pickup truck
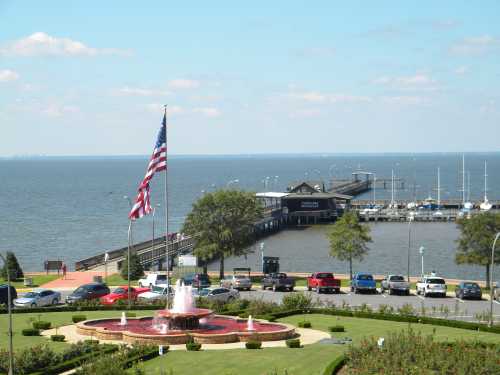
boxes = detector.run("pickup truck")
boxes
[416,276,447,297]
[350,273,377,294]
[261,273,295,292]
[307,272,341,294]
[380,275,410,295]
[138,273,168,288]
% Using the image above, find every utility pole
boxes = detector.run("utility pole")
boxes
[0,252,14,375]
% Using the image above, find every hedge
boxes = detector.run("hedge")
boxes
[186,342,202,351]
[32,321,51,330]
[21,328,40,336]
[286,338,301,348]
[50,334,65,342]
[245,341,262,349]
[329,325,345,333]
[72,314,87,323]
[122,347,160,369]
[322,355,346,375]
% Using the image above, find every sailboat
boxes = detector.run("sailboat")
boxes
[480,161,492,211]
[459,155,473,218]
[433,167,443,216]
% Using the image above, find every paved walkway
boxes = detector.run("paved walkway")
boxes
[41,271,106,289]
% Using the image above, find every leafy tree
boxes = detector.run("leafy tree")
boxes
[182,189,263,279]
[120,252,144,281]
[0,251,24,280]
[327,211,372,280]
[456,212,500,287]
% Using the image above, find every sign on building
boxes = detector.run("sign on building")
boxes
[178,255,197,267]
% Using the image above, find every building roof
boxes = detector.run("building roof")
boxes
[283,192,352,200]
[256,192,290,198]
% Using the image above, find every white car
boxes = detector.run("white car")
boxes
[138,273,168,288]
[193,287,239,303]
[14,289,61,308]
[137,285,172,302]
[416,276,447,297]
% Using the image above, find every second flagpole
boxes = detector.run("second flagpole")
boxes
[163,105,170,309]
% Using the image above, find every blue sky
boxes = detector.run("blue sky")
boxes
[0,1,499,156]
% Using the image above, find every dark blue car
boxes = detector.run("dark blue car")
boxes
[351,273,377,294]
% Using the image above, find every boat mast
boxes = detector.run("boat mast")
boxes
[391,169,395,207]
[484,160,488,202]
[437,167,441,208]
[462,154,465,206]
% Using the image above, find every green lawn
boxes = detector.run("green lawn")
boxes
[0,274,60,289]
[139,314,500,375]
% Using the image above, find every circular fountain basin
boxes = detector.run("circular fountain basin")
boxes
[155,308,214,330]
[77,315,295,345]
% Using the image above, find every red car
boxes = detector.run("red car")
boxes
[100,286,150,305]
[307,272,341,294]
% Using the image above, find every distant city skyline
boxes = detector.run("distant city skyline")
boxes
[1,1,499,156]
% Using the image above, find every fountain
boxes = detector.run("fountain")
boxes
[247,315,255,331]
[119,312,127,326]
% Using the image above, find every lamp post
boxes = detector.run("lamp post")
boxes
[124,195,133,309]
[0,252,13,375]
[260,242,265,274]
[407,216,414,283]
[419,246,425,277]
[489,232,500,327]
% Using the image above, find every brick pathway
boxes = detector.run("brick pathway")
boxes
[41,271,106,289]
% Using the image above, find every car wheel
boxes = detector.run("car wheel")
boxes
[261,284,266,290]
[389,289,393,295]
[289,287,294,292]
[272,284,277,292]
[138,282,143,288]
[31,303,36,308]
[307,286,312,291]
[52,298,58,305]
[354,287,358,294]
[406,290,410,296]
[316,286,321,294]
[335,289,340,294]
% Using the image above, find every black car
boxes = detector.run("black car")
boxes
[455,281,482,300]
[66,283,110,304]
[0,284,17,306]
[180,273,211,289]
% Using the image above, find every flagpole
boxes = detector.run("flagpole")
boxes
[164,104,170,309]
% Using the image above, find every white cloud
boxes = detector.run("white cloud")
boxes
[371,73,438,91]
[115,86,171,97]
[450,35,499,56]
[0,69,19,82]
[0,32,129,57]
[454,66,468,75]
[193,107,221,117]
[41,104,79,117]
[168,79,200,90]
[288,91,371,104]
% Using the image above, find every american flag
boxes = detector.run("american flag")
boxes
[128,114,167,220]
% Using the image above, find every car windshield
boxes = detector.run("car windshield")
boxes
[156,275,167,281]
[276,273,287,279]
[316,273,333,279]
[390,276,405,281]
[151,286,166,293]
[113,288,126,294]
[427,278,445,284]
[464,283,479,289]
[234,275,247,279]
[73,286,90,294]
[358,275,373,280]
[23,292,39,298]
[194,289,210,296]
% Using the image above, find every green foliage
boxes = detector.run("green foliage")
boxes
[456,213,500,285]
[125,312,136,317]
[328,325,345,332]
[327,212,372,279]
[344,329,500,375]
[33,320,52,330]
[0,251,24,280]
[297,320,311,328]
[282,292,314,311]
[182,189,263,278]
[186,341,202,351]
[72,314,87,323]
[285,338,301,348]
[245,340,262,349]
[50,334,65,342]
[22,328,40,336]
[397,303,416,316]
[120,252,144,281]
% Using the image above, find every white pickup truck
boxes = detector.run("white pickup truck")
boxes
[416,276,447,297]
[138,273,168,288]
[380,275,410,295]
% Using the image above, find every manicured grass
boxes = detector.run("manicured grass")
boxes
[0,274,60,289]
[139,314,500,375]
[0,309,155,351]
[104,273,134,286]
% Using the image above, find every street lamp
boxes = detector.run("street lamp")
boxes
[489,232,500,327]
[407,216,414,283]
[0,252,14,375]
[124,195,133,309]
[260,242,265,274]
[419,246,425,277]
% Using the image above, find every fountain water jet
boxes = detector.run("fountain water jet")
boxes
[247,315,255,331]
[119,312,127,326]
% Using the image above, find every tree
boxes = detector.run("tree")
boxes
[0,251,24,281]
[327,211,372,280]
[456,212,500,287]
[182,189,263,279]
[120,252,144,281]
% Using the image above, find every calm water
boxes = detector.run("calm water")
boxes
[0,153,499,281]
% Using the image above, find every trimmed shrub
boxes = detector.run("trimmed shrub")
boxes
[329,325,345,333]
[298,320,311,328]
[72,314,87,323]
[33,320,51,330]
[50,334,66,342]
[22,328,40,336]
[245,340,262,349]
[322,355,346,375]
[286,338,301,348]
[186,342,202,351]
[282,292,314,310]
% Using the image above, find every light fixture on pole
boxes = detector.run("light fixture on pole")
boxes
[419,246,425,277]
[489,232,500,327]
[0,252,14,375]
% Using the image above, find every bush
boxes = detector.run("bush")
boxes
[246,299,280,317]
[0,345,60,374]
[0,251,24,280]
[329,325,345,332]
[282,292,314,310]
[120,252,144,281]
[186,342,202,351]
[298,320,311,328]
[50,334,66,342]
[33,320,52,330]
[245,340,262,349]
[22,328,40,336]
[72,314,87,323]
[286,338,301,348]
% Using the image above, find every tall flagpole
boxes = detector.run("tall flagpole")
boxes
[164,105,170,309]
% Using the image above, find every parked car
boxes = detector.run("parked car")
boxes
[0,284,17,306]
[350,273,377,294]
[494,282,500,301]
[137,285,173,302]
[193,287,239,303]
[138,273,168,288]
[416,276,447,297]
[14,289,61,308]
[100,286,150,305]
[180,273,211,289]
[455,281,482,300]
[220,275,252,291]
[380,275,410,295]
[65,283,110,304]
[261,273,295,292]
[307,272,341,294]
